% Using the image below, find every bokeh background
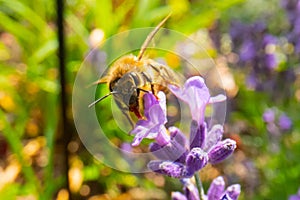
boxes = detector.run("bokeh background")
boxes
[0,0,299,199]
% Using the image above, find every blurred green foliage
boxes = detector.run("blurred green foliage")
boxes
[0,0,300,199]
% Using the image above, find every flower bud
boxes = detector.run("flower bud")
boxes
[148,160,186,179]
[226,184,241,200]
[204,124,223,151]
[184,181,200,200]
[185,148,208,177]
[208,139,236,164]
[171,192,188,200]
[190,121,206,149]
[207,176,225,200]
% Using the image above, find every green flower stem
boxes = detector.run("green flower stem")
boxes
[194,172,205,200]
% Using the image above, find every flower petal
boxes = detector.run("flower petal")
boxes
[169,76,210,124]
[130,92,169,146]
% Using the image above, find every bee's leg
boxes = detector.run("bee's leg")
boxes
[136,88,149,93]
[151,84,155,95]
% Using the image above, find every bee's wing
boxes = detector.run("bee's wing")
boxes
[148,60,182,87]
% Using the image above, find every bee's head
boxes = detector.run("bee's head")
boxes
[111,73,139,111]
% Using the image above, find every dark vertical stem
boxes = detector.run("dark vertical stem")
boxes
[56,0,72,197]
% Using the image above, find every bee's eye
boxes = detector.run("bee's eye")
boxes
[109,78,120,91]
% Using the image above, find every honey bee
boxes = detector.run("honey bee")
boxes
[89,14,180,127]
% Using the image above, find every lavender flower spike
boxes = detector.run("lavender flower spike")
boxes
[131,91,169,146]
[208,139,237,164]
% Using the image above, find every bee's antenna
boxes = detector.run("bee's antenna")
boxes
[88,91,117,107]
[137,13,171,61]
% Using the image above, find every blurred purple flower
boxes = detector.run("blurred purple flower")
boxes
[264,53,277,70]
[289,195,300,200]
[263,109,275,123]
[278,114,292,130]
[130,91,169,146]
[240,39,256,62]
[263,108,292,133]
[169,76,226,125]
[263,34,277,47]
[289,188,300,200]
[246,73,258,90]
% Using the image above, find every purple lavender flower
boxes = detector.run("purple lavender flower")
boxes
[149,123,235,178]
[169,76,226,125]
[129,76,236,184]
[278,114,292,130]
[130,91,169,146]
[148,105,234,178]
